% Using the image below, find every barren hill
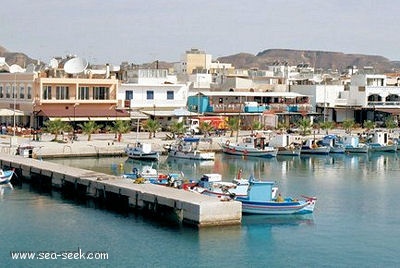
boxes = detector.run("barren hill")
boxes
[217,49,399,73]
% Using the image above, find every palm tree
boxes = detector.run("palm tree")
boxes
[277,121,289,134]
[226,116,240,138]
[319,121,335,135]
[250,120,263,135]
[112,120,131,142]
[363,120,375,132]
[78,121,102,141]
[142,119,160,139]
[168,120,186,138]
[297,118,312,136]
[199,121,214,137]
[342,119,355,134]
[385,116,397,131]
[43,119,71,141]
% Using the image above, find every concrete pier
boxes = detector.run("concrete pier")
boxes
[0,153,242,227]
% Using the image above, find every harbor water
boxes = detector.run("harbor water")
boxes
[2,152,400,267]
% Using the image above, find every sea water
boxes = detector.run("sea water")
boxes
[2,153,400,267]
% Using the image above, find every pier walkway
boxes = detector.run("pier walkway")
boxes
[0,153,242,227]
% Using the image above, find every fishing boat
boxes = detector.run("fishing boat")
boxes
[235,180,316,215]
[220,135,278,158]
[268,133,302,156]
[0,169,14,185]
[366,130,397,153]
[123,166,186,188]
[342,135,369,153]
[321,135,345,153]
[125,142,159,161]
[165,137,215,160]
[300,138,330,155]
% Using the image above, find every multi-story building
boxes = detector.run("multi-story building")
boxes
[0,56,129,133]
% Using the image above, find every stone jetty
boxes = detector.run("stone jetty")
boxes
[0,153,242,227]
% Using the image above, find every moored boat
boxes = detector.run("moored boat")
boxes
[125,142,159,161]
[300,138,330,155]
[236,180,316,215]
[220,135,278,158]
[268,133,302,156]
[366,130,397,153]
[342,135,369,153]
[165,137,215,160]
[0,169,14,187]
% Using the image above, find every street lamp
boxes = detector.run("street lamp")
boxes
[73,103,79,136]
[9,64,24,147]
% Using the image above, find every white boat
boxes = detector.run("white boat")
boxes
[220,135,278,158]
[236,180,316,215]
[268,133,302,156]
[366,130,397,153]
[342,135,369,153]
[0,169,14,186]
[165,137,215,160]
[190,173,278,200]
[125,142,159,161]
[300,138,330,155]
[321,135,345,154]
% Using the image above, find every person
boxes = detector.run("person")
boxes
[236,168,242,180]
[276,193,284,202]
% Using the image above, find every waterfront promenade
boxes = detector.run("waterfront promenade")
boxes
[0,128,351,158]
[0,131,223,158]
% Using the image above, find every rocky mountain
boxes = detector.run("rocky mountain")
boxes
[1,44,399,73]
[0,45,38,68]
[217,49,400,73]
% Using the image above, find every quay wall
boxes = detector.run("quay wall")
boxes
[0,153,242,227]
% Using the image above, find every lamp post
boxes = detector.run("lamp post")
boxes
[73,103,79,140]
[9,64,23,147]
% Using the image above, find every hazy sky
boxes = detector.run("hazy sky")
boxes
[1,0,399,66]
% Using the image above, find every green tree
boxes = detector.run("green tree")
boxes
[78,121,103,141]
[297,118,312,136]
[319,121,335,135]
[277,121,289,134]
[112,120,131,142]
[342,119,355,134]
[250,120,263,134]
[363,120,375,132]
[226,116,240,137]
[199,121,214,137]
[385,116,397,130]
[43,119,71,141]
[142,119,160,139]
[168,120,186,138]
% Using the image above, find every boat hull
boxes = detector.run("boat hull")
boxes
[300,146,330,155]
[237,199,316,215]
[168,150,215,160]
[221,144,278,158]
[0,170,14,185]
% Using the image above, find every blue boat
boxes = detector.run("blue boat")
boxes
[235,180,316,215]
[0,169,14,185]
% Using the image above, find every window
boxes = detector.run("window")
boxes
[0,85,3,98]
[78,86,89,100]
[125,90,133,100]
[93,87,109,100]
[56,86,69,100]
[167,91,174,100]
[6,84,11,98]
[146,90,154,100]
[27,85,32,99]
[43,85,52,100]
[19,85,25,99]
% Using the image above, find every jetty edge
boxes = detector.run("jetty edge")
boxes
[0,153,242,227]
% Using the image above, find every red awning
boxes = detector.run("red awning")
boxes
[37,107,130,119]
[374,108,400,115]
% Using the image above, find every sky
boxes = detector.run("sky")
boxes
[1,0,399,66]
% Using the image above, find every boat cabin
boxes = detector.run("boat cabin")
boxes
[198,173,222,188]
[247,181,276,202]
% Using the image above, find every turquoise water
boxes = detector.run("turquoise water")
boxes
[2,153,400,267]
